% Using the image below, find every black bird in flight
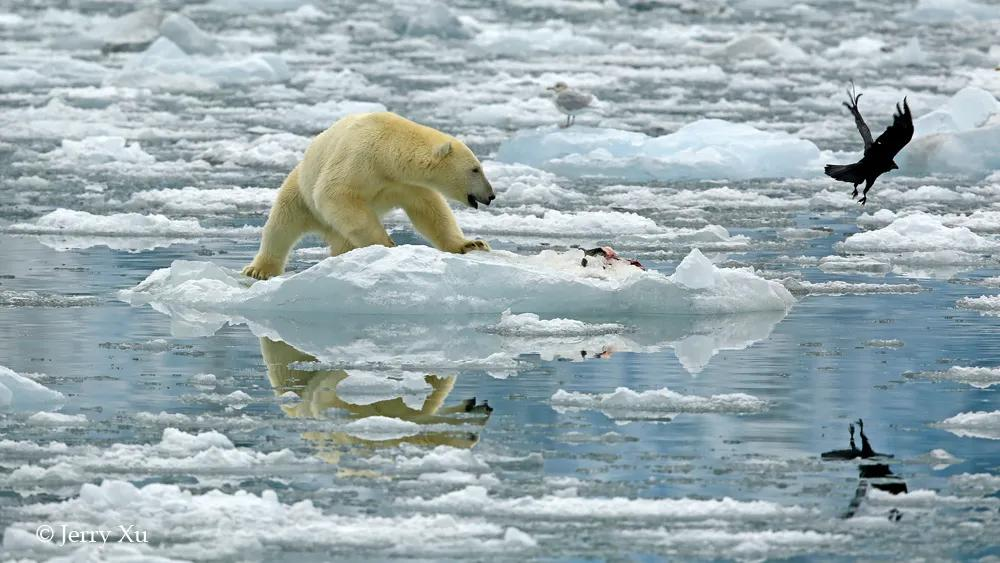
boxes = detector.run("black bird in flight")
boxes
[825,83,914,205]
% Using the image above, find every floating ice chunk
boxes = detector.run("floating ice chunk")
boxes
[0,365,65,413]
[0,68,47,88]
[866,339,904,348]
[950,473,1000,494]
[711,34,807,61]
[496,122,823,181]
[6,209,256,240]
[474,25,604,55]
[903,0,1000,22]
[190,373,218,386]
[620,529,848,561]
[198,133,309,168]
[112,37,290,90]
[453,209,665,236]
[898,87,1000,177]
[551,386,768,419]
[417,470,501,487]
[27,412,88,425]
[489,310,625,336]
[335,371,432,408]
[0,290,98,307]
[839,213,998,253]
[401,485,802,519]
[483,161,587,208]
[272,100,388,133]
[913,87,999,136]
[394,446,491,474]
[344,416,422,441]
[780,279,923,296]
[910,366,1000,389]
[817,255,891,274]
[45,135,155,165]
[387,1,470,39]
[159,14,223,55]
[207,0,312,12]
[121,245,794,317]
[824,37,886,58]
[934,411,1000,439]
[2,479,531,560]
[94,7,163,52]
[126,186,278,215]
[957,294,1000,316]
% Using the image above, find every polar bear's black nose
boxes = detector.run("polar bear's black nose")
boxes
[488,194,496,203]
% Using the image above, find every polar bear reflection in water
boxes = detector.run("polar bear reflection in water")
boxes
[260,337,493,464]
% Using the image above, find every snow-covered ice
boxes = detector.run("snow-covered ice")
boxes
[120,245,794,318]
[496,121,824,181]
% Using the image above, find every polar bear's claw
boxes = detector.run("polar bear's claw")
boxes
[242,264,279,280]
[460,239,491,253]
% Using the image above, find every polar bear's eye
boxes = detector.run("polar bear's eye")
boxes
[471,167,480,174]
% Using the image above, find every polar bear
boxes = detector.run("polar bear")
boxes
[242,112,495,280]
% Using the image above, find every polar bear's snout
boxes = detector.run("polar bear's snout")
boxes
[466,178,496,209]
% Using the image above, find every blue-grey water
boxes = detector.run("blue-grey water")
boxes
[1,0,999,560]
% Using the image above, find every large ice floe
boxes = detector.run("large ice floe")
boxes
[495,120,824,181]
[121,245,794,317]
[119,246,793,373]
[896,87,1000,178]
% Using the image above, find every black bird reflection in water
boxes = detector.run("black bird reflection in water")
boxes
[260,337,493,466]
[821,419,908,520]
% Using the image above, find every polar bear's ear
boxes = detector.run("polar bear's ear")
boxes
[432,142,452,161]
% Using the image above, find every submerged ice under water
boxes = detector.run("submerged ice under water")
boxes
[1,0,1000,561]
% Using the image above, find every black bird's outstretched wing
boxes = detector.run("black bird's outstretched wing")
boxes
[843,83,873,150]
[871,98,914,158]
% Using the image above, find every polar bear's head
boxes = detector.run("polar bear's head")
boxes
[428,141,496,209]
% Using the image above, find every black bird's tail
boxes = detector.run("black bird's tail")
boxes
[825,162,864,185]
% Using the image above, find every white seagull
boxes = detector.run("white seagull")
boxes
[546,82,594,128]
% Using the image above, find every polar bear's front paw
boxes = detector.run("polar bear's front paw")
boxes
[242,262,281,280]
[459,239,491,253]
